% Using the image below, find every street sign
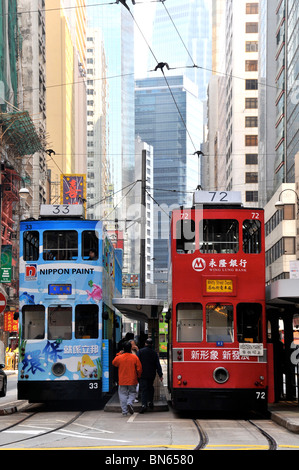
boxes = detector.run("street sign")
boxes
[0,292,7,314]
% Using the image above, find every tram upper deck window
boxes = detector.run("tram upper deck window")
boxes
[243,219,261,253]
[237,303,262,343]
[177,303,203,342]
[22,305,45,339]
[75,304,98,338]
[23,231,39,261]
[206,304,233,342]
[43,231,78,260]
[82,230,98,260]
[48,305,72,340]
[176,219,195,253]
[199,220,239,253]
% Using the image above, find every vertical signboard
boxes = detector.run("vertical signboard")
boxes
[60,174,86,205]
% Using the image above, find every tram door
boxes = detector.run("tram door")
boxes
[268,309,299,402]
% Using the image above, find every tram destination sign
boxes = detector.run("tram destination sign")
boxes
[239,343,264,356]
[194,191,242,205]
[40,204,84,218]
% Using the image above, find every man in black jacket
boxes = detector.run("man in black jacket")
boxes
[137,338,163,413]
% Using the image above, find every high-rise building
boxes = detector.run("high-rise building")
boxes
[85,29,109,220]
[258,0,276,207]
[205,0,260,206]
[148,0,212,102]
[45,0,87,202]
[135,75,203,298]
[86,0,135,204]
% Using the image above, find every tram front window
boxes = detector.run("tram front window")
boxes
[176,219,195,253]
[177,303,203,342]
[48,305,72,340]
[22,305,45,339]
[82,231,99,260]
[200,219,239,253]
[206,304,233,342]
[243,220,261,253]
[75,305,99,338]
[23,231,39,261]
[43,231,78,260]
[237,303,262,343]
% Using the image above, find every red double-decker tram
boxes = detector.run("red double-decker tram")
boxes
[167,191,273,412]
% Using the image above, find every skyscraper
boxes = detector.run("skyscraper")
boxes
[86,0,135,203]
[149,0,212,101]
[135,75,203,298]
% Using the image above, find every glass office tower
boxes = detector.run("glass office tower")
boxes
[135,75,203,298]
[86,0,135,203]
[149,0,212,101]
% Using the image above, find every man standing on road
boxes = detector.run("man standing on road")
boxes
[137,338,163,413]
[112,341,142,416]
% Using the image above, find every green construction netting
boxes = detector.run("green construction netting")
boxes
[0,111,43,156]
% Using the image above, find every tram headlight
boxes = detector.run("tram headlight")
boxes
[52,362,66,377]
[213,367,229,384]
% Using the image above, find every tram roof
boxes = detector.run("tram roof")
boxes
[112,298,164,321]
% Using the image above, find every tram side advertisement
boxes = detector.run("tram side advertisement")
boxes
[19,262,104,391]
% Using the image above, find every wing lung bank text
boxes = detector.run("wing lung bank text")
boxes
[40,268,95,275]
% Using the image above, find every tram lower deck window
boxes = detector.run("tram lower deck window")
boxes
[206,304,233,342]
[48,306,72,340]
[177,303,203,342]
[22,305,45,339]
[237,303,262,343]
[75,305,99,338]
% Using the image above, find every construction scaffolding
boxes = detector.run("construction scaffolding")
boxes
[0,111,44,156]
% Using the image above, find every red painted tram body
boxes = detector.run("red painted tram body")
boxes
[167,191,273,412]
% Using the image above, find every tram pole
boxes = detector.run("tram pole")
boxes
[140,149,146,299]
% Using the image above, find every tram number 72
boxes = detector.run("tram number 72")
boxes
[256,391,266,400]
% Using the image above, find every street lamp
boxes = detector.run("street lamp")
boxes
[275,188,299,214]
[19,187,30,201]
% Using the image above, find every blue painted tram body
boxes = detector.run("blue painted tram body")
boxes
[18,205,122,402]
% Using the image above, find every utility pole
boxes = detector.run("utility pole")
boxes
[140,149,146,298]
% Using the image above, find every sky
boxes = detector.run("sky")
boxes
[133,0,157,78]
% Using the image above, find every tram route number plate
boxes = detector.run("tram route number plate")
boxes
[239,343,264,356]
[206,279,233,293]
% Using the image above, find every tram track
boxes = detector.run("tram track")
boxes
[192,418,278,450]
[0,409,84,448]
[247,419,278,450]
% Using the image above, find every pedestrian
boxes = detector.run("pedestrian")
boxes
[112,341,142,416]
[117,332,134,352]
[129,339,140,402]
[137,337,163,413]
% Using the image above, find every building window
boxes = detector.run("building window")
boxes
[246,41,258,52]
[283,204,295,220]
[245,116,258,127]
[245,79,258,90]
[245,135,258,146]
[245,60,258,71]
[246,172,258,183]
[246,22,258,33]
[246,191,258,202]
[246,3,259,14]
[284,237,296,255]
[245,97,258,108]
[246,153,258,164]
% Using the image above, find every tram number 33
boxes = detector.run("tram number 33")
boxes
[89,382,99,390]
[256,391,266,399]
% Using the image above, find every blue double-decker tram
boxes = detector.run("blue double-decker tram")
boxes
[18,204,122,403]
